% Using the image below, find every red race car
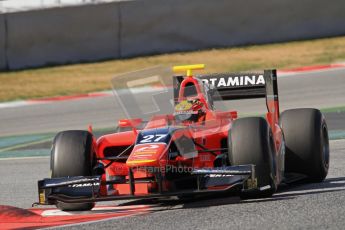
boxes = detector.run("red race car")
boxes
[35,64,329,211]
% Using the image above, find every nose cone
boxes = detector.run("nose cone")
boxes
[126,143,166,167]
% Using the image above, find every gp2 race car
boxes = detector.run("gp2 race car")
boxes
[34,64,330,211]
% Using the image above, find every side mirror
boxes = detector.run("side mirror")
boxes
[118,118,143,134]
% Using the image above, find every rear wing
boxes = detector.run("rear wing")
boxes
[201,69,279,116]
[173,69,279,116]
[199,70,278,101]
[173,69,278,100]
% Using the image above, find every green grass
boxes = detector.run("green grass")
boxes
[1,36,345,102]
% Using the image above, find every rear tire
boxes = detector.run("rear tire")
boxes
[228,117,277,199]
[51,130,95,211]
[280,108,329,182]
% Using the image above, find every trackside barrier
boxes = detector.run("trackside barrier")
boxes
[119,0,345,57]
[5,3,120,70]
[0,14,5,69]
[1,0,345,70]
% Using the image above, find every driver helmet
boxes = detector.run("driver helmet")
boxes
[174,99,206,123]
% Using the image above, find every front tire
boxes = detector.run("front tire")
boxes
[51,130,95,211]
[228,117,277,198]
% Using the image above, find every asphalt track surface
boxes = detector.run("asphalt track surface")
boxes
[0,68,345,137]
[0,139,344,229]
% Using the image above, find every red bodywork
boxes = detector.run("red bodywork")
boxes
[94,74,284,197]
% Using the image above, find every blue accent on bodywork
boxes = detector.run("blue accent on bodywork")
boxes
[136,126,181,145]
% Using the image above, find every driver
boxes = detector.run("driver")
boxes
[174,99,206,123]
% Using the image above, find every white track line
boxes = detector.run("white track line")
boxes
[275,186,345,196]
[0,156,49,161]
[43,212,148,230]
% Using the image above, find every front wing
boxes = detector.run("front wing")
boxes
[34,165,257,206]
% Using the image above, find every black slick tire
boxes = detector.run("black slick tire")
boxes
[51,130,95,211]
[228,117,277,199]
[280,108,329,182]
